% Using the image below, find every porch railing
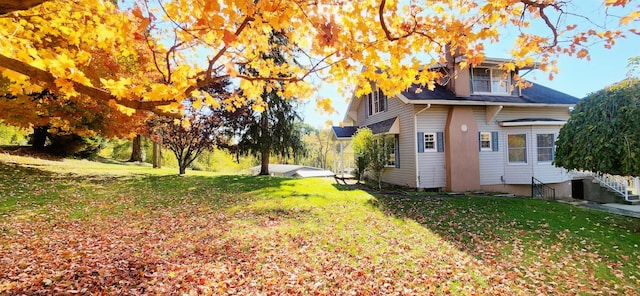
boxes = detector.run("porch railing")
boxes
[532,177,556,200]
[579,172,640,202]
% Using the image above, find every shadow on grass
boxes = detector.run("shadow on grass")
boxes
[366,191,640,287]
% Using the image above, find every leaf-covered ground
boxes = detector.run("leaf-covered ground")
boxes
[1,153,639,295]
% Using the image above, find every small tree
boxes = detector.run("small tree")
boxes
[367,137,392,191]
[555,78,640,176]
[351,128,374,184]
[351,128,392,189]
[148,111,223,175]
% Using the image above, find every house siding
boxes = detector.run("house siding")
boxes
[355,95,417,187]
[476,106,572,186]
[416,105,448,189]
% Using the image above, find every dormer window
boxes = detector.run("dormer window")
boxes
[367,88,387,116]
[471,67,510,95]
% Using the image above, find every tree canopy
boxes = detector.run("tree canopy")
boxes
[0,0,638,126]
[554,78,640,176]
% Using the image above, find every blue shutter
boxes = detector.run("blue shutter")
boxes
[394,135,400,168]
[492,131,499,151]
[417,132,424,153]
[381,89,387,112]
[436,132,444,152]
[478,132,482,151]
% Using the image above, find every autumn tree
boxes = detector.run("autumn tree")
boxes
[147,112,223,175]
[554,78,640,176]
[1,0,638,124]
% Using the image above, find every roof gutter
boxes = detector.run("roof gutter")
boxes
[396,96,575,108]
[414,104,431,188]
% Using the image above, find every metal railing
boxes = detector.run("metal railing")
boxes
[532,177,556,200]
[585,172,639,202]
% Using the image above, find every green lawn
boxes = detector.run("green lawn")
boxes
[1,153,639,295]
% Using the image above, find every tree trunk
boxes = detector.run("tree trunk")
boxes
[179,163,186,175]
[152,139,162,168]
[31,126,48,150]
[259,149,270,175]
[129,134,145,162]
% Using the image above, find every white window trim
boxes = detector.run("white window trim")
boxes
[384,135,396,168]
[480,131,492,152]
[536,133,556,164]
[507,133,528,165]
[424,132,437,152]
[368,88,386,116]
[472,67,511,95]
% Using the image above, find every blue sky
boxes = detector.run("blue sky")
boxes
[301,3,640,128]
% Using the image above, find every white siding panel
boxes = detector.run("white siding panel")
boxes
[474,107,505,185]
[352,95,417,187]
[531,126,572,183]
[416,106,448,188]
[478,106,572,185]
[380,97,417,187]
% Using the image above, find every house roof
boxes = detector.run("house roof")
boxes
[332,117,399,140]
[399,82,579,106]
[332,126,359,140]
[367,117,399,134]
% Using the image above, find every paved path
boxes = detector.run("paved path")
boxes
[580,202,640,219]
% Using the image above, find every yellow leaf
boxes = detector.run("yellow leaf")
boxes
[192,98,203,110]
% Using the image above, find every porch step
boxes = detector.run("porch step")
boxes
[623,195,640,205]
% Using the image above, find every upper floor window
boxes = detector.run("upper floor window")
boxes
[472,68,510,94]
[537,134,555,162]
[368,88,387,116]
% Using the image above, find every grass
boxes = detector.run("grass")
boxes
[1,152,639,295]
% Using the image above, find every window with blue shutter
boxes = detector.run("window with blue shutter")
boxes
[479,131,500,152]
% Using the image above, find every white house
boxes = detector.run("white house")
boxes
[333,57,579,197]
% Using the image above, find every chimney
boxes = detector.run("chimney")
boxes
[444,42,457,93]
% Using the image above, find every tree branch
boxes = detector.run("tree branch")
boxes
[0,0,48,15]
[0,53,180,117]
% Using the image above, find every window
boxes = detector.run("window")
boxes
[537,134,555,162]
[472,68,510,94]
[418,132,443,153]
[385,135,399,167]
[479,131,499,152]
[480,132,492,151]
[424,133,436,151]
[368,88,387,116]
[508,134,527,163]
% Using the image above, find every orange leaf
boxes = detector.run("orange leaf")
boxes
[222,30,237,46]
[576,49,589,59]
[132,4,144,19]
